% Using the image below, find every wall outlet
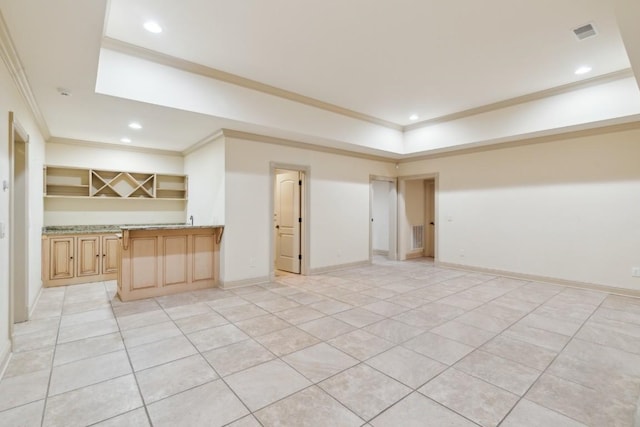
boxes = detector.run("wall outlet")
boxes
[632,267,640,278]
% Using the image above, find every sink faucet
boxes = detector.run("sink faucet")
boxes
[189,215,194,226]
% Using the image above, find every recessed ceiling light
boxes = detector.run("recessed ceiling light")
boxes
[409,114,419,121]
[143,21,162,34]
[575,66,592,75]
[121,137,132,143]
[128,122,142,130]
[57,87,72,97]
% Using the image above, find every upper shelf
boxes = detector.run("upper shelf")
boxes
[44,166,188,200]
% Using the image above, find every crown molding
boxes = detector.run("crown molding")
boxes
[0,10,51,139]
[182,129,225,155]
[220,129,396,163]
[48,137,183,157]
[102,37,403,131]
[404,68,636,131]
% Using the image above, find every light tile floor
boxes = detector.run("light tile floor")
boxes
[2,257,640,426]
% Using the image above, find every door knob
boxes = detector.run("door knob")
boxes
[275,225,280,229]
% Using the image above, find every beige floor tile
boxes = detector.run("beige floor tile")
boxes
[420,368,519,427]
[128,335,197,371]
[336,293,380,307]
[364,319,425,344]
[298,317,355,340]
[328,330,395,361]
[0,399,45,427]
[366,346,446,389]
[112,299,161,317]
[526,373,636,427]
[12,327,58,352]
[62,299,111,316]
[576,316,640,354]
[116,309,170,331]
[206,296,250,310]
[362,301,409,317]
[561,338,640,378]
[236,314,291,337]
[431,320,497,347]
[255,386,363,427]
[43,375,143,427]
[93,408,150,427]
[256,297,301,313]
[454,350,541,396]
[503,323,570,352]
[187,323,249,352]
[501,399,587,427]
[136,354,218,403]
[225,360,311,411]
[275,306,325,324]
[203,339,274,377]
[283,343,358,382]
[0,368,49,412]
[121,321,182,348]
[481,335,557,371]
[319,364,410,421]
[286,292,325,305]
[310,299,354,315]
[215,303,269,322]
[154,292,198,309]
[57,318,119,344]
[255,326,320,356]
[12,318,58,337]
[173,310,228,334]
[392,307,457,330]
[403,332,474,365]
[164,302,212,320]
[53,332,124,366]
[455,311,514,333]
[226,415,262,427]
[519,313,583,336]
[332,308,385,328]
[60,307,114,328]
[49,350,131,396]
[370,392,476,427]
[438,295,486,310]
[4,347,53,378]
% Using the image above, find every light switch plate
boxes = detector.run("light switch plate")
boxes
[0,222,5,239]
[632,267,640,278]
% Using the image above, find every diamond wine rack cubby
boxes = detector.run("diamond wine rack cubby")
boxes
[44,166,188,200]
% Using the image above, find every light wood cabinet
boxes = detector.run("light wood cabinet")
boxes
[42,233,119,286]
[44,166,188,200]
[118,226,222,301]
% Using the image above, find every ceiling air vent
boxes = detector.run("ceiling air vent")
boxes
[572,23,597,40]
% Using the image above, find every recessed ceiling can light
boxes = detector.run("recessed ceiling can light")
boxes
[143,21,162,33]
[575,66,592,75]
[409,114,419,121]
[57,87,72,97]
[128,122,142,130]
[121,137,132,143]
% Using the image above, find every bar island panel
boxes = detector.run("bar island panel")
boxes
[117,225,224,301]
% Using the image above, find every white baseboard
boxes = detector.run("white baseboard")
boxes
[310,260,371,275]
[437,261,640,298]
[406,251,424,260]
[372,250,389,256]
[220,275,271,289]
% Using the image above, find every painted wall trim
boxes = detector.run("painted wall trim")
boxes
[48,137,183,157]
[398,119,640,163]
[0,10,51,140]
[102,37,402,131]
[221,129,395,163]
[220,276,271,289]
[405,68,636,131]
[310,260,371,275]
[182,130,225,155]
[438,261,640,299]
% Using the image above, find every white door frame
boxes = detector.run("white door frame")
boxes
[269,162,310,279]
[397,173,439,261]
[369,175,398,261]
[8,111,30,336]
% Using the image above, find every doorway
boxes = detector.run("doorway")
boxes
[9,112,29,328]
[370,176,397,260]
[271,164,309,277]
[398,174,438,261]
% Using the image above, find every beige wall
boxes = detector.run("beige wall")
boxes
[399,127,640,290]
[223,137,395,284]
[184,136,225,226]
[0,57,46,366]
[44,141,186,225]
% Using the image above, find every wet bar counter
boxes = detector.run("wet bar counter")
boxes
[117,225,224,301]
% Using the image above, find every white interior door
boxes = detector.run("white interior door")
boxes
[275,170,301,273]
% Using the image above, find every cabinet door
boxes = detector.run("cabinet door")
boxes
[77,236,100,277]
[50,237,75,280]
[102,235,120,275]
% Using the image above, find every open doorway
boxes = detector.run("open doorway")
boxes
[271,164,309,278]
[398,174,438,261]
[8,112,29,329]
[370,176,397,260]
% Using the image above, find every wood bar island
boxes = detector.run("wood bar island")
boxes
[117,225,224,301]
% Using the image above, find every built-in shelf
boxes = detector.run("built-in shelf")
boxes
[44,166,188,200]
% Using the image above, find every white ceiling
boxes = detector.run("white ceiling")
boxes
[0,0,638,155]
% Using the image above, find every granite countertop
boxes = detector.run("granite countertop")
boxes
[42,223,222,235]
